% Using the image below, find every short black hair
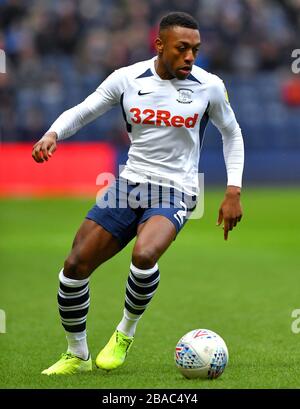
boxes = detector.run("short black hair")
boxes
[159,11,199,32]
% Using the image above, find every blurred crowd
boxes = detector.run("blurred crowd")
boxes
[0,0,300,143]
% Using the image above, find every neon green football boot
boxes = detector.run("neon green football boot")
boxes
[96,330,134,371]
[41,352,92,375]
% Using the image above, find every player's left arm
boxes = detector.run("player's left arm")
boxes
[217,184,242,241]
[208,77,244,240]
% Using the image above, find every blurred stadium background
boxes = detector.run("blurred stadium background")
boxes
[1,0,300,192]
[1,0,300,390]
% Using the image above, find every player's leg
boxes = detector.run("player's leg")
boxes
[63,218,122,280]
[42,219,121,375]
[117,215,175,335]
[96,215,176,370]
[42,176,141,375]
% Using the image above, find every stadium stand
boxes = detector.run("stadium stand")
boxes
[0,0,299,184]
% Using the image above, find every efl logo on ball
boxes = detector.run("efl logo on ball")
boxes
[175,329,228,379]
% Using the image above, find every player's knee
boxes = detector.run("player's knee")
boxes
[132,247,157,269]
[63,255,91,280]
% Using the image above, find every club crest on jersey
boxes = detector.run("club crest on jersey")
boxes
[177,88,193,104]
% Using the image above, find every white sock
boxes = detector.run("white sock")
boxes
[59,269,90,360]
[117,309,140,337]
[66,330,89,360]
[117,262,160,337]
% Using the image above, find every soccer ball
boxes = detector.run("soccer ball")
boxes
[175,329,229,379]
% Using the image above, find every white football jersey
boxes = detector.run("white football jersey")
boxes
[49,56,243,194]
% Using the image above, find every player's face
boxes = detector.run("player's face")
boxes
[155,26,201,80]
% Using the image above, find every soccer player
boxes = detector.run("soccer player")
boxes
[32,12,244,375]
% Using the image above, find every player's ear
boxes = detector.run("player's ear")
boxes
[155,37,164,55]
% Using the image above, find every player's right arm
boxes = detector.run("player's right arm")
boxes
[32,131,58,163]
[31,69,124,163]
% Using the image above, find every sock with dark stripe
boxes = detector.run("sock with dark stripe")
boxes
[117,262,160,337]
[57,269,90,360]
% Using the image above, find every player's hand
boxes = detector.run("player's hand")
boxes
[216,186,243,240]
[32,132,58,163]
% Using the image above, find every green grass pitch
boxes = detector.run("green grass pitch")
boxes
[0,188,299,389]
